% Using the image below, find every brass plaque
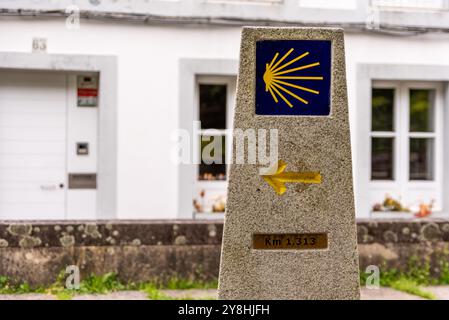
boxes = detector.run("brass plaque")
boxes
[68,173,97,189]
[253,233,328,250]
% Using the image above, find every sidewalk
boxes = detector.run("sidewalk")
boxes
[1,287,449,300]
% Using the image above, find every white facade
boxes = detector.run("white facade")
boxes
[0,0,449,220]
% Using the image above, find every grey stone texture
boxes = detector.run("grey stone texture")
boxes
[358,219,449,278]
[218,27,360,300]
[1,219,449,287]
[0,220,222,286]
[0,220,222,248]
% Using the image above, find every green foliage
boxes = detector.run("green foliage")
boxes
[360,265,401,287]
[46,272,130,299]
[45,270,74,299]
[438,258,449,285]
[165,277,218,290]
[0,276,45,294]
[360,266,436,300]
[79,272,127,294]
[379,269,402,287]
[360,255,447,300]
[406,255,432,285]
[390,278,436,300]
[142,283,217,300]
[0,271,218,300]
[143,284,173,300]
[54,291,74,300]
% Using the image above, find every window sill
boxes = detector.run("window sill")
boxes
[370,211,448,219]
[194,212,225,220]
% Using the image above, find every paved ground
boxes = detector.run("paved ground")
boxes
[162,289,217,300]
[73,291,148,300]
[360,287,424,300]
[425,286,449,300]
[0,293,56,300]
[1,287,449,300]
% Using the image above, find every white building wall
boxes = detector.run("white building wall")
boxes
[344,32,449,217]
[0,18,448,219]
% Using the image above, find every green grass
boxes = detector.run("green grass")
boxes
[359,256,446,300]
[78,272,127,294]
[143,284,174,300]
[45,272,131,299]
[390,278,436,300]
[437,256,449,285]
[0,276,45,294]
[141,277,218,300]
[0,272,218,300]
[54,291,75,300]
[2,258,446,300]
[165,277,218,290]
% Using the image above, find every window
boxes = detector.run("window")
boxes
[193,76,235,216]
[370,81,443,214]
[409,89,436,181]
[371,88,395,180]
[198,84,227,181]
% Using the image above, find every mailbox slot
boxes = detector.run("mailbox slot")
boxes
[68,173,97,189]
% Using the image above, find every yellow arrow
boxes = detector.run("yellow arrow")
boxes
[261,160,321,195]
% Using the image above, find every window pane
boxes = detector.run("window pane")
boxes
[199,135,226,181]
[410,89,435,132]
[199,84,227,129]
[371,137,394,180]
[410,138,434,181]
[372,88,394,132]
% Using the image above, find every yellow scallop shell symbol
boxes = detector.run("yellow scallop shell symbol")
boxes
[263,48,323,108]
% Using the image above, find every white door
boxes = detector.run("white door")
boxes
[0,71,67,219]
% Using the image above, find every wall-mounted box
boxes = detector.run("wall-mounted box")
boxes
[76,142,89,155]
[77,75,98,107]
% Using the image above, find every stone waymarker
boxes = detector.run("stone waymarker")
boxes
[218,27,360,300]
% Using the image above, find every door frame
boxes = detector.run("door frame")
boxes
[0,52,118,219]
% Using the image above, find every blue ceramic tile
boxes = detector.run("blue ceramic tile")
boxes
[255,40,331,116]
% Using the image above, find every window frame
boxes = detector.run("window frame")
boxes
[177,59,238,219]
[194,75,236,215]
[370,82,401,183]
[370,80,444,212]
